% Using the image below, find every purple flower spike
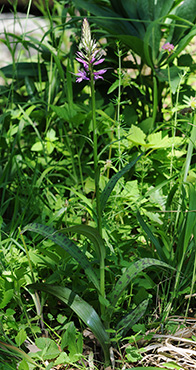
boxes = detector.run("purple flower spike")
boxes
[75,18,107,83]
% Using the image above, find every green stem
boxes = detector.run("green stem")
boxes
[117,43,122,169]
[90,73,106,319]
[90,75,102,237]
[175,112,196,228]
[152,75,158,128]
[183,113,196,183]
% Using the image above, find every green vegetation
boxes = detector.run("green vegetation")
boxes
[1,0,196,369]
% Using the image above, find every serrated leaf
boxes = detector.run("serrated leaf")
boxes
[127,125,146,146]
[22,223,100,292]
[146,132,170,149]
[28,283,110,363]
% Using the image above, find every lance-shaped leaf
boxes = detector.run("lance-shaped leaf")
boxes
[117,299,149,337]
[100,154,143,212]
[28,283,110,364]
[21,223,100,292]
[61,224,105,260]
[109,258,174,314]
[137,211,166,261]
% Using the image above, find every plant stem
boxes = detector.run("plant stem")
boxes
[90,75,102,237]
[90,74,106,320]
[117,42,122,169]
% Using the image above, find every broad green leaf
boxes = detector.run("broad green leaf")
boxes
[22,223,100,292]
[117,299,149,336]
[127,125,146,146]
[62,224,105,259]
[18,359,29,370]
[15,329,27,347]
[109,258,173,311]
[28,283,110,363]
[31,141,43,152]
[121,180,140,202]
[0,62,47,80]
[0,289,14,309]
[72,0,139,36]
[146,132,171,149]
[117,35,146,61]
[100,154,142,212]
[35,337,60,360]
[171,0,196,44]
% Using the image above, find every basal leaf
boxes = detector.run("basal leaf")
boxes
[117,299,149,336]
[61,224,105,259]
[28,283,110,363]
[22,223,100,292]
[109,258,173,312]
[0,62,47,80]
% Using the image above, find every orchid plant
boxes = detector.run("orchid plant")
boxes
[22,19,173,367]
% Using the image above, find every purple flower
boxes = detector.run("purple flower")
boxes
[162,42,174,53]
[75,70,90,83]
[93,69,107,80]
[74,18,106,83]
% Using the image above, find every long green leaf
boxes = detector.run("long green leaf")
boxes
[137,211,167,261]
[0,62,47,80]
[109,258,173,312]
[21,223,100,292]
[100,154,142,212]
[117,299,149,337]
[61,224,105,259]
[72,0,139,36]
[28,283,110,364]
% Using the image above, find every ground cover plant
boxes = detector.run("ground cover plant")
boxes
[1,0,196,369]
